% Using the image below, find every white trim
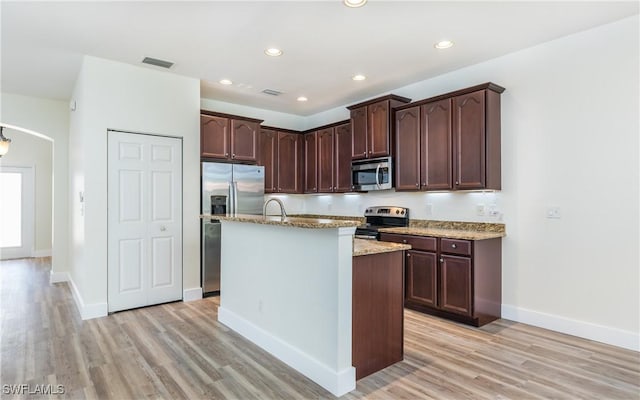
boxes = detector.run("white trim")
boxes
[218,306,356,397]
[183,287,203,302]
[502,304,640,352]
[33,249,52,258]
[49,270,69,284]
[68,275,108,320]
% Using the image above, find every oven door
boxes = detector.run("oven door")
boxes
[352,157,392,191]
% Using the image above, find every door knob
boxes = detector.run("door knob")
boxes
[160,226,167,232]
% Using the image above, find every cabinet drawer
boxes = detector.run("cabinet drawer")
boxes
[440,238,471,256]
[379,233,436,252]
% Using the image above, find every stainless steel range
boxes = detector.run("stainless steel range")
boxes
[354,206,410,240]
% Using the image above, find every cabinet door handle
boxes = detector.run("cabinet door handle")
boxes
[407,253,411,258]
[363,151,367,156]
[402,239,407,244]
[422,182,426,186]
[455,181,459,185]
[225,152,229,157]
[440,258,444,263]
[451,244,457,249]
[415,183,419,187]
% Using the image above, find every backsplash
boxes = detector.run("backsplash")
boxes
[266,190,504,223]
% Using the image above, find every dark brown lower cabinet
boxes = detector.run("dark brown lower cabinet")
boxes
[352,251,404,380]
[406,250,437,308]
[380,233,501,327]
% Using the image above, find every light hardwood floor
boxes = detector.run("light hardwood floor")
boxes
[1,257,638,399]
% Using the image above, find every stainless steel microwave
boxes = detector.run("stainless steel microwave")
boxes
[351,157,392,191]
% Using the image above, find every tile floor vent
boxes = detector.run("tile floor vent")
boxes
[142,57,174,69]
[262,89,283,96]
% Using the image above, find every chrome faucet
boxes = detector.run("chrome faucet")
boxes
[263,198,287,219]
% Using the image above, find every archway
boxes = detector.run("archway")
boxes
[0,123,54,263]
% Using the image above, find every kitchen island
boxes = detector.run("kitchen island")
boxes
[201,214,408,396]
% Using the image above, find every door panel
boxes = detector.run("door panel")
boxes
[151,171,172,220]
[230,119,258,162]
[108,131,183,312]
[201,115,229,159]
[351,107,368,159]
[334,123,352,192]
[118,239,144,293]
[368,101,390,158]
[151,236,173,287]
[317,128,334,192]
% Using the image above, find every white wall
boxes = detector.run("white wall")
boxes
[269,16,640,349]
[200,98,305,131]
[69,56,200,314]
[1,93,69,268]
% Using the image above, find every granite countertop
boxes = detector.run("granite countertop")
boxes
[200,214,361,229]
[353,238,411,257]
[378,226,505,240]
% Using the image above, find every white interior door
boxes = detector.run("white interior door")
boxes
[0,166,34,260]
[108,131,182,312]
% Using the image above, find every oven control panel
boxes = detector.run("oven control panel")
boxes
[364,206,409,218]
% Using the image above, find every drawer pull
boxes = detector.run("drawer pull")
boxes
[451,244,457,249]
[402,239,407,244]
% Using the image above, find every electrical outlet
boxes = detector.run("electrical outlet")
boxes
[488,204,500,217]
[476,204,486,216]
[546,207,561,219]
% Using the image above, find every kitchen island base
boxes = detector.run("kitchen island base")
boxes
[217,218,357,397]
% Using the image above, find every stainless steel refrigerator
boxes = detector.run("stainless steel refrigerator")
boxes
[201,162,264,295]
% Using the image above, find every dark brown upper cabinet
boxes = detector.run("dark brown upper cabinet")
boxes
[348,95,411,160]
[305,121,352,194]
[277,131,303,193]
[395,100,452,191]
[259,128,303,194]
[259,128,278,193]
[201,114,229,159]
[333,122,352,192]
[317,128,334,193]
[304,131,318,193]
[452,88,502,190]
[394,83,504,191]
[200,111,262,162]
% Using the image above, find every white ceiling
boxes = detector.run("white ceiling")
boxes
[2,1,638,116]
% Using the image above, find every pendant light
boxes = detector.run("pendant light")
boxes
[0,127,11,157]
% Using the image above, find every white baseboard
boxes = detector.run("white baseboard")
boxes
[67,275,108,320]
[49,271,69,284]
[183,287,203,302]
[32,249,52,258]
[502,304,639,352]
[218,306,355,397]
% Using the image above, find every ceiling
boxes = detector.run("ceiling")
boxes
[2,1,638,116]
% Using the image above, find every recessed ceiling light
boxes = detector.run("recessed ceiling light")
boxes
[219,79,233,85]
[297,96,308,102]
[352,74,366,81]
[344,0,367,8]
[434,40,455,49]
[264,48,283,57]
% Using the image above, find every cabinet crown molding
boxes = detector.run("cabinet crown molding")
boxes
[395,82,505,111]
[346,94,412,110]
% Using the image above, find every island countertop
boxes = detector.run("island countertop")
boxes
[353,238,411,257]
[200,214,361,229]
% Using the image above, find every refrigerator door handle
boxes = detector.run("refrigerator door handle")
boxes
[233,181,239,215]
[228,182,233,215]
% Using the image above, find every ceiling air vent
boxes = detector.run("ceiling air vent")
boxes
[142,57,174,69]
[262,89,283,96]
